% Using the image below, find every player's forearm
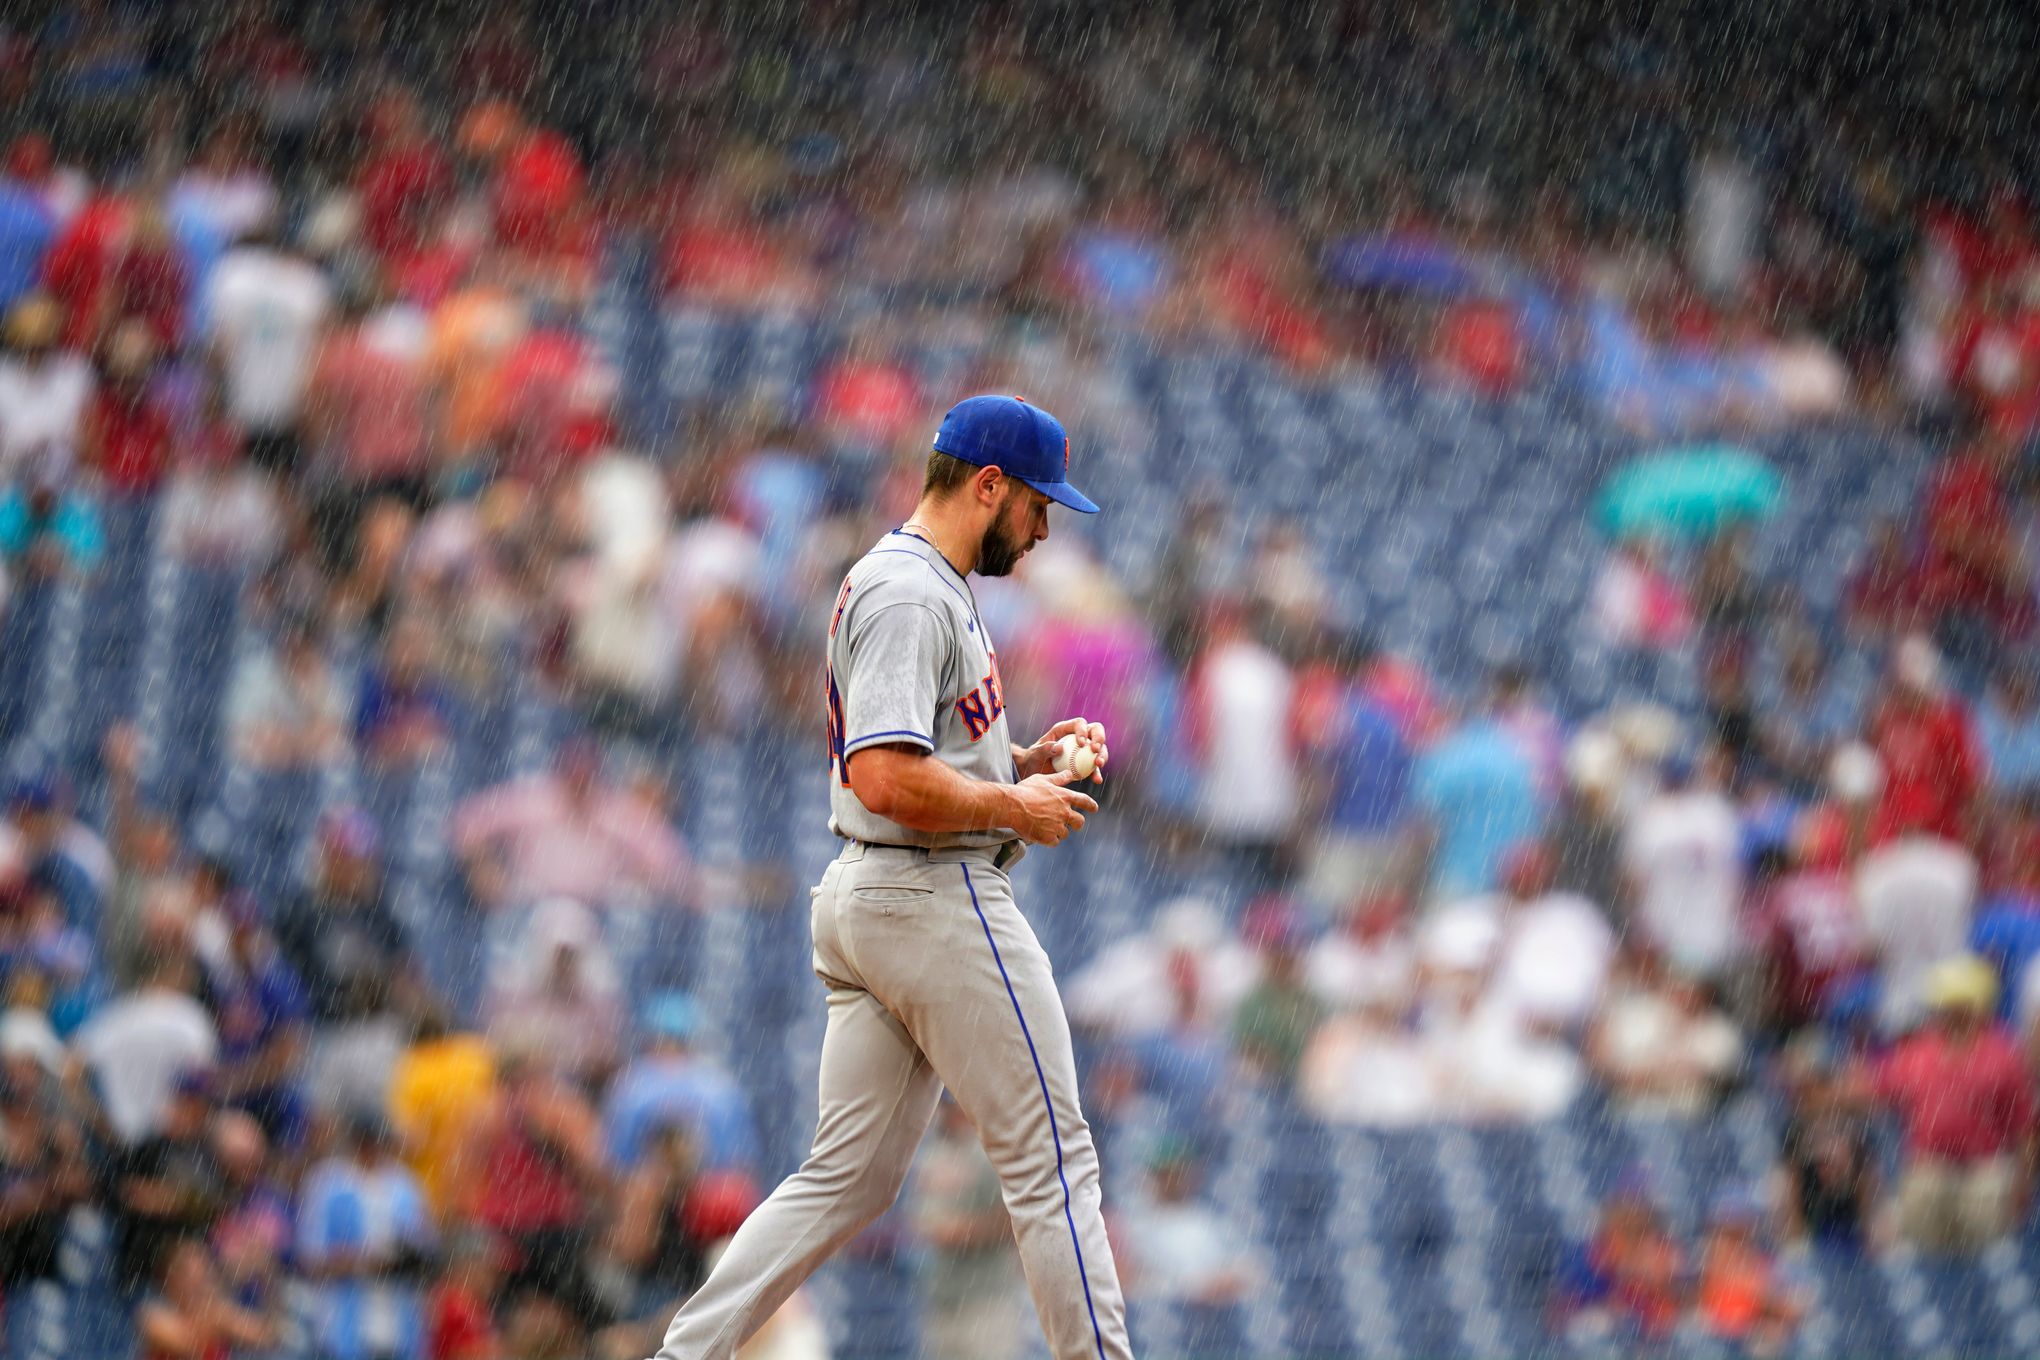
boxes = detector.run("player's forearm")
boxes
[860,753,1018,835]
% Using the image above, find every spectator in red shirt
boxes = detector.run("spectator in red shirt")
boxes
[41,186,129,352]
[1431,294,1524,398]
[1751,813,1869,1038]
[1868,634,1983,848]
[455,100,589,268]
[493,296,612,490]
[1869,955,2037,1253]
[1843,516,1919,643]
[356,88,453,268]
[458,1034,610,1327]
[495,122,587,263]
[78,318,169,498]
[106,205,189,352]
[662,178,794,308]
[1946,276,2040,436]
[1916,412,2035,672]
[426,1230,505,1360]
[1951,186,2040,292]
[810,327,922,451]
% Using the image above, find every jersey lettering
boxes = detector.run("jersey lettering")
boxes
[983,649,1005,722]
[825,663,849,784]
[955,651,1005,744]
[956,688,992,741]
[828,577,853,639]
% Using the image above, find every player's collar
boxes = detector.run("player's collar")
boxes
[886,527,984,634]
[887,527,971,586]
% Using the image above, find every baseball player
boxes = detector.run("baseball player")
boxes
[652,395,1132,1359]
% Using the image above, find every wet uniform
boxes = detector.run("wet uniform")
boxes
[652,525,1131,1360]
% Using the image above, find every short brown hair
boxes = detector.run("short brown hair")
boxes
[922,450,980,500]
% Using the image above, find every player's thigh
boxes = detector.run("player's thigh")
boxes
[892,865,1087,1167]
[807,983,942,1178]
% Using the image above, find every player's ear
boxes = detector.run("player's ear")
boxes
[975,464,1006,507]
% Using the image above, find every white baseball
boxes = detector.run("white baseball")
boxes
[1051,721,1105,779]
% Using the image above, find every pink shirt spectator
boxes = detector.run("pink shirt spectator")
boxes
[1011,608,1155,773]
[452,766,691,910]
[1594,542,1692,651]
[307,328,428,483]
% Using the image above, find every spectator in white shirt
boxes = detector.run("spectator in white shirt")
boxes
[1415,907,1584,1124]
[157,413,281,570]
[565,452,681,738]
[1066,896,1259,1040]
[69,947,217,1143]
[1484,842,1618,1035]
[224,605,351,773]
[1301,987,1436,1128]
[1589,941,1745,1118]
[1120,1138,1256,1307]
[1856,834,1978,1036]
[1624,745,1745,983]
[1304,892,1416,1015]
[1183,597,1300,883]
[0,294,92,484]
[202,224,330,476]
[483,897,626,1087]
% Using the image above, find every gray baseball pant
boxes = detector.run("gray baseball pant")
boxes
[652,839,1132,1359]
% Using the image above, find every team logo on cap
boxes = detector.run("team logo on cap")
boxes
[1063,434,1070,477]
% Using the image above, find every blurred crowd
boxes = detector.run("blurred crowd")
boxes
[1,1,2040,439]
[0,1,2037,1358]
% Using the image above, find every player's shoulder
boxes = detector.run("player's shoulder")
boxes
[844,536,968,617]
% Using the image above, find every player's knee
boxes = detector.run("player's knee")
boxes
[847,1168,911,1226]
[787,1155,906,1229]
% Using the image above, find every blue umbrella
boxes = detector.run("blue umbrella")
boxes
[1594,444,1784,543]
[1325,234,1488,295]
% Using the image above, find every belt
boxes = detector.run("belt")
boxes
[846,838,1027,871]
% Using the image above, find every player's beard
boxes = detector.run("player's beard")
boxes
[974,493,1031,577]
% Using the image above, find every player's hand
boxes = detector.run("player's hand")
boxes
[1011,769,1100,846]
[1017,718,1109,785]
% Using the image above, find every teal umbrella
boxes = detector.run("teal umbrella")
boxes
[1594,444,1784,543]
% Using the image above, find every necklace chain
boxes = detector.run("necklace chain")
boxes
[898,521,982,625]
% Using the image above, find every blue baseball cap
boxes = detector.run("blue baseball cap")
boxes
[643,991,700,1041]
[932,395,1100,514]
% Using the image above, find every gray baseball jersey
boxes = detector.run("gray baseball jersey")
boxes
[824,528,1017,850]
[652,523,1133,1360]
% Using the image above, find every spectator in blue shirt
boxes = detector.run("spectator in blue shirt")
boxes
[200,892,311,1151]
[297,1111,435,1360]
[1759,636,1858,797]
[1299,629,1412,916]
[0,451,106,581]
[354,613,456,770]
[1410,673,1544,904]
[1978,657,2040,799]
[0,168,53,315]
[1970,815,2040,1024]
[604,992,757,1174]
[9,770,107,939]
